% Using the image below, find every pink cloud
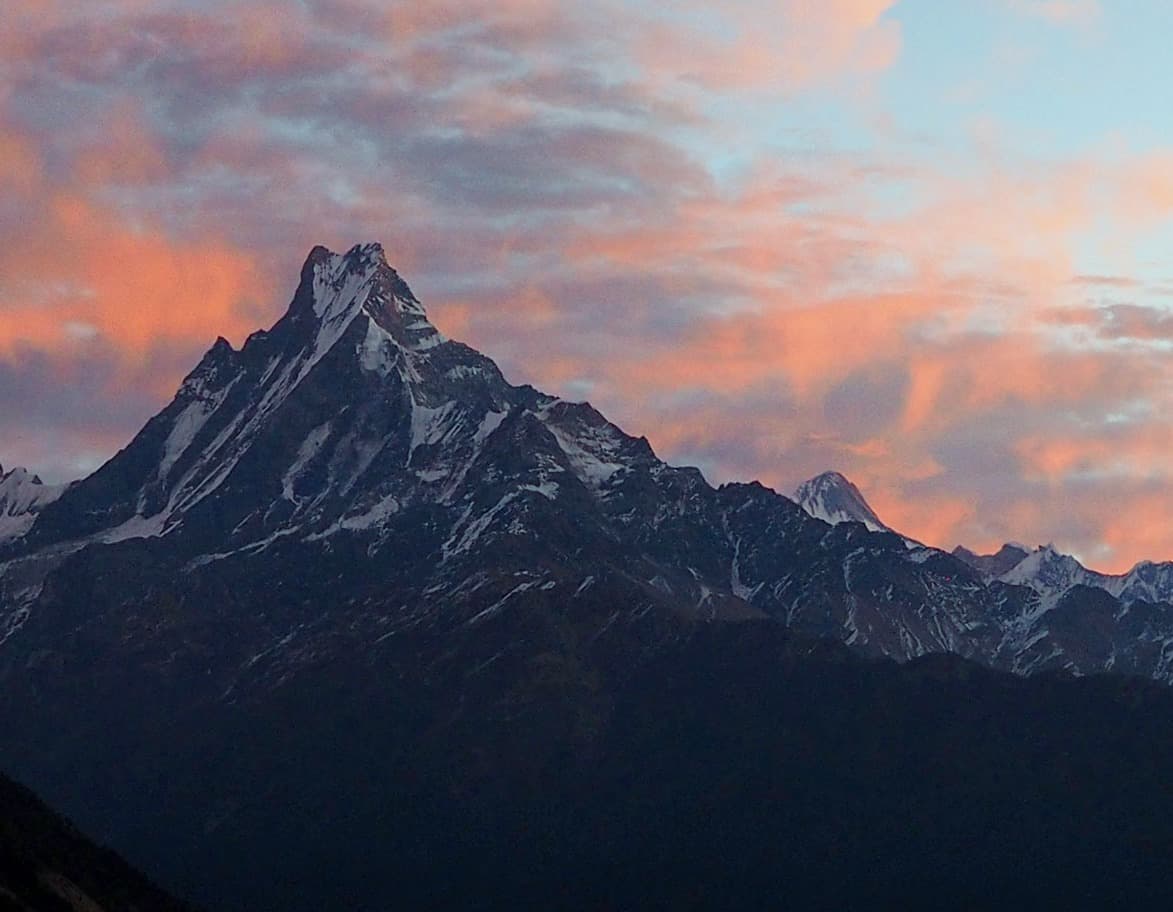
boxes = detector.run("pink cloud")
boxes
[637,0,901,93]
[0,106,269,375]
[0,192,268,369]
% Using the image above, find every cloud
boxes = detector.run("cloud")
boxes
[0,343,167,480]
[0,189,270,365]
[637,0,902,93]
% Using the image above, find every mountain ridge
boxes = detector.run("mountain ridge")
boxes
[956,540,1173,609]
[3,243,1171,682]
[2,243,1173,908]
[788,467,1173,611]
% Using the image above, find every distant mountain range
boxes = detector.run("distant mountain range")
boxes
[959,541,1173,608]
[792,469,1173,610]
[2,244,1172,909]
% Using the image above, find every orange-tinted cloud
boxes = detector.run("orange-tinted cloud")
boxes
[0,130,41,194]
[0,95,267,368]
[0,198,267,363]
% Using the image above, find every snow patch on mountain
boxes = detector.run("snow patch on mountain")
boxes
[474,411,507,445]
[359,318,398,374]
[999,545,1095,608]
[1109,560,1173,605]
[159,377,240,481]
[409,401,463,458]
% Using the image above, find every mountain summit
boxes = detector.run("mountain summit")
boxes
[952,542,1032,578]
[792,470,891,533]
[23,241,512,552]
[0,466,64,545]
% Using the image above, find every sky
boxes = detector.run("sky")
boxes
[2,0,1172,572]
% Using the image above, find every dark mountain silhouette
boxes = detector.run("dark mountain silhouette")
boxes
[0,771,195,911]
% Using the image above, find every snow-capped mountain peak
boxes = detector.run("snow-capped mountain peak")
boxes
[999,543,1094,604]
[1113,559,1173,605]
[990,540,1173,609]
[15,244,648,560]
[313,243,423,321]
[792,471,891,533]
[286,242,441,357]
[0,465,64,544]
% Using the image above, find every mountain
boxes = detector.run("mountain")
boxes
[792,470,892,533]
[2,242,1170,682]
[0,771,195,911]
[953,542,1032,577]
[2,243,1173,907]
[1,242,1170,681]
[0,467,64,545]
[956,541,1173,610]
[0,244,1001,668]
[998,544,1110,608]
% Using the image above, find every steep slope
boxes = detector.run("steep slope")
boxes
[792,470,891,533]
[22,242,525,552]
[1109,558,1173,604]
[0,771,195,911]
